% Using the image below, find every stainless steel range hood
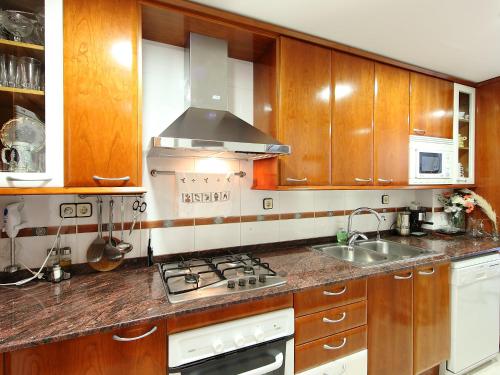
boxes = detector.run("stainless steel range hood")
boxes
[150,33,290,160]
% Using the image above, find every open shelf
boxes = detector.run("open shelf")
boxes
[0,86,44,96]
[0,39,44,51]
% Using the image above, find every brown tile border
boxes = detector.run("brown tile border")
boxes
[194,216,241,225]
[240,214,280,222]
[314,210,345,218]
[279,212,315,220]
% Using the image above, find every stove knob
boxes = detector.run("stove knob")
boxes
[238,278,247,287]
[258,274,267,283]
[227,280,236,289]
[212,339,224,354]
[234,334,245,347]
[254,328,264,342]
[249,277,257,285]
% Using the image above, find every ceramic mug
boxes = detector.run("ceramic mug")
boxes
[1,141,34,172]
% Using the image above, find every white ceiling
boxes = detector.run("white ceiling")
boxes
[191,0,500,82]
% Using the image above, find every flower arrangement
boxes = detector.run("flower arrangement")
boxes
[439,191,476,216]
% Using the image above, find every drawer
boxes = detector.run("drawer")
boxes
[294,278,367,316]
[297,349,367,375]
[295,325,367,373]
[295,300,367,345]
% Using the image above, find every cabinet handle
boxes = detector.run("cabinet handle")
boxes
[6,177,52,182]
[323,312,346,324]
[418,268,435,276]
[323,286,347,296]
[354,178,372,182]
[413,128,426,135]
[286,177,308,182]
[323,338,347,350]
[112,326,157,342]
[93,175,130,182]
[377,178,393,183]
[394,272,413,280]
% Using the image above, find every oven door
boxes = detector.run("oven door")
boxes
[169,337,293,375]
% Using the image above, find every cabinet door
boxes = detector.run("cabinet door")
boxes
[64,0,140,187]
[368,270,413,375]
[278,37,331,186]
[6,322,166,375]
[374,64,409,186]
[332,51,374,186]
[413,263,450,374]
[410,73,453,138]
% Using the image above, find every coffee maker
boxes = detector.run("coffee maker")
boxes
[409,203,433,235]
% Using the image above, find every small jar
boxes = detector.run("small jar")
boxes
[46,248,59,269]
[59,247,72,269]
[336,227,348,244]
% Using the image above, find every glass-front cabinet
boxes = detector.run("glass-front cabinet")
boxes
[453,83,475,184]
[0,0,63,187]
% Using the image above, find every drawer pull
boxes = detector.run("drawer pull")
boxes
[93,175,130,182]
[6,176,52,182]
[418,268,435,276]
[286,177,308,182]
[323,312,346,324]
[377,178,393,183]
[394,272,413,280]
[323,286,347,296]
[413,128,426,135]
[112,326,157,342]
[354,177,372,182]
[323,337,347,350]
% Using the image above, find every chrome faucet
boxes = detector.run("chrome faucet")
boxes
[347,207,382,245]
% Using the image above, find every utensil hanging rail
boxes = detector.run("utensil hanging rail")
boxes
[150,169,246,178]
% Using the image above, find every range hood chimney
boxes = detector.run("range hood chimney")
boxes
[150,33,290,160]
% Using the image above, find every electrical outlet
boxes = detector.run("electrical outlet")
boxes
[263,198,273,210]
[76,203,92,218]
[60,203,76,218]
[381,194,390,205]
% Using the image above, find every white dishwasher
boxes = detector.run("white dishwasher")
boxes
[444,253,500,375]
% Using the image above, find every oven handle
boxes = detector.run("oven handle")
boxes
[237,352,283,375]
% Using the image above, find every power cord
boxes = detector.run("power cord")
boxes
[0,217,65,287]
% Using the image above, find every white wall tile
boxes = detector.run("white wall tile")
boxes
[278,191,315,214]
[279,218,315,242]
[147,226,195,255]
[313,191,345,212]
[241,221,280,246]
[194,223,241,251]
[314,216,346,238]
[344,190,383,209]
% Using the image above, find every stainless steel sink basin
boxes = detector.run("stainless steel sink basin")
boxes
[312,239,435,267]
[356,240,431,259]
[312,243,400,267]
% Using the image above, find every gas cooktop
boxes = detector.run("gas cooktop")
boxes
[158,253,287,303]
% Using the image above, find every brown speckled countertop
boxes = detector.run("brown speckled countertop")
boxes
[0,233,499,353]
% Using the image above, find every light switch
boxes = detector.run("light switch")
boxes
[381,194,390,205]
[263,198,273,210]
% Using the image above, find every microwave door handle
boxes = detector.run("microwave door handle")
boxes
[237,352,284,375]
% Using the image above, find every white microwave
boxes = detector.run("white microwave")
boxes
[409,136,454,185]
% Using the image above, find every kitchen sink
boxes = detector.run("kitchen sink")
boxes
[312,240,435,267]
[356,240,431,259]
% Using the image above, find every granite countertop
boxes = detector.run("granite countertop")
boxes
[1,233,499,353]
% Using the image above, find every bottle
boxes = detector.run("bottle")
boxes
[59,247,72,270]
[46,248,59,269]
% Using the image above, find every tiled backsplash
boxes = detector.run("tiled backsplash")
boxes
[0,40,449,270]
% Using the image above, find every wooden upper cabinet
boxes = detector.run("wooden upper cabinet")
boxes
[64,0,141,187]
[332,52,374,186]
[410,73,453,138]
[413,262,451,374]
[278,37,332,186]
[374,64,410,185]
[368,270,414,375]
[6,321,167,375]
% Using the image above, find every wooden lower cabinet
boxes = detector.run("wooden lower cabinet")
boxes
[295,326,367,373]
[368,269,414,375]
[5,321,166,375]
[413,263,451,374]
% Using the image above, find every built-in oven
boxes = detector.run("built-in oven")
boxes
[409,135,454,184]
[168,308,294,375]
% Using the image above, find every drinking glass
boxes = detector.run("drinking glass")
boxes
[5,55,17,87]
[0,54,7,86]
[18,56,41,90]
